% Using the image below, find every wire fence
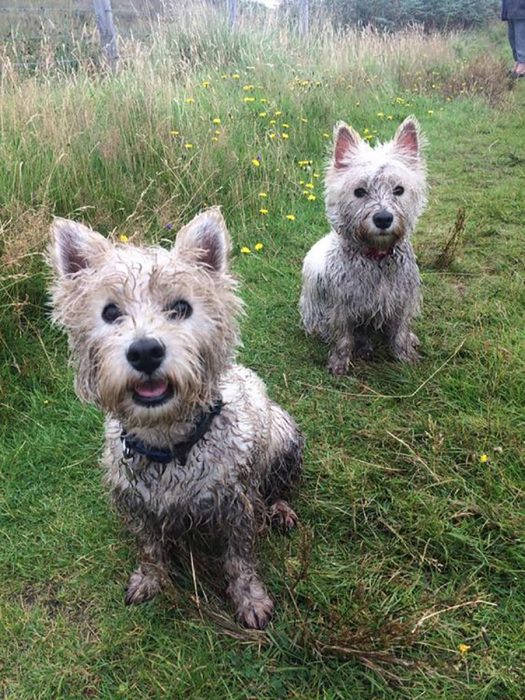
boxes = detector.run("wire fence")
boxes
[0,1,183,72]
[0,1,311,73]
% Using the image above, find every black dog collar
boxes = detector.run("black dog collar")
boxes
[121,399,224,466]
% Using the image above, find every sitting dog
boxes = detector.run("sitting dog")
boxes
[300,117,427,374]
[49,209,303,629]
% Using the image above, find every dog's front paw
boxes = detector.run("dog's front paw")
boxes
[391,329,421,363]
[392,343,420,364]
[125,567,162,605]
[237,593,274,630]
[228,575,274,629]
[327,350,350,375]
[269,500,298,533]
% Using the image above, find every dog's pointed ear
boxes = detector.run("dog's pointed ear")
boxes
[333,121,362,169]
[174,208,230,273]
[393,117,422,160]
[50,218,110,277]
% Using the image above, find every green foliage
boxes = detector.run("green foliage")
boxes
[308,0,500,30]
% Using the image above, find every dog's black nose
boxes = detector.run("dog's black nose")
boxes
[372,210,394,230]
[126,338,165,375]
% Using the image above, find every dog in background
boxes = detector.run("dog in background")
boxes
[300,116,427,375]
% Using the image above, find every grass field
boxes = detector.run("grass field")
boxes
[1,7,524,698]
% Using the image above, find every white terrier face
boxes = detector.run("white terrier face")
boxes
[49,209,241,424]
[325,117,427,250]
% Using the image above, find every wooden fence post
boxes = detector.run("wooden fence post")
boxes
[227,0,237,30]
[93,0,118,70]
[299,0,309,38]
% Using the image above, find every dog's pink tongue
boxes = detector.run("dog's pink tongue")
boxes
[135,379,169,398]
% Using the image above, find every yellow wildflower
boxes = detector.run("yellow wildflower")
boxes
[255,242,264,251]
[269,132,276,139]
[479,454,489,464]
[258,192,268,198]
[243,96,256,103]
[201,80,210,88]
[286,214,296,221]
[259,111,267,117]
[232,73,240,79]
[458,644,471,655]
[184,143,193,149]
[428,109,434,115]
[274,110,282,116]
[282,123,289,129]
[251,159,261,167]
[323,132,330,138]
[119,234,129,243]
[307,194,316,201]
[305,183,314,189]
[243,84,254,91]
[269,119,276,125]
[260,98,268,103]
[211,137,218,142]
[377,112,384,117]
[240,246,251,254]
[185,97,195,104]
[212,117,221,125]
[281,133,289,140]
[214,129,221,136]
[301,117,308,123]
[170,130,179,136]
[259,208,269,215]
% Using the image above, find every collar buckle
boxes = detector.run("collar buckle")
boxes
[121,434,135,461]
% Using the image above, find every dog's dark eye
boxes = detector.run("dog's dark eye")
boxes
[167,299,192,320]
[393,185,405,196]
[354,187,367,198]
[102,303,122,324]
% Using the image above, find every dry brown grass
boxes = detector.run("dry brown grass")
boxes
[433,207,466,270]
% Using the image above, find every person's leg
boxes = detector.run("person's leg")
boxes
[508,20,518,63]
[513,19,525,73]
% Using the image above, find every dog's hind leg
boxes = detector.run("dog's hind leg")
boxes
[268,499,298,533]
[263,405,304,533]
[300,240,332,341]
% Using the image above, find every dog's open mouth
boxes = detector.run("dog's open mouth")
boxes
[132,378,174,407]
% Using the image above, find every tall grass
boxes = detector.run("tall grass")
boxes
[0,5,509,255]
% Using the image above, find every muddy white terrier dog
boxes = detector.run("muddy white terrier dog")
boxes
[300,117,427,375]
[49,209,303,629]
